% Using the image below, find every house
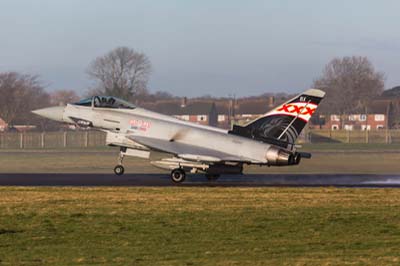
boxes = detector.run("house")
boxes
[174,102,218,126]
[214,103,231,128]
[327,114,386,131]
[234,96,277,125]
[316,101,390,131]
[5,116,37,132]
[376,88,400,128]
[140,95,282,129]
[11,125,37,132]
[143,99,219,127]
[0,118,7,132]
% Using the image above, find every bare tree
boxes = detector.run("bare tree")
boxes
[87,47,151,100]
[0,72,50,126]
[50,89,80,106]
[313,56,384,116]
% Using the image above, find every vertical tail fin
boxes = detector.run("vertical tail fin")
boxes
[229,89,325,148]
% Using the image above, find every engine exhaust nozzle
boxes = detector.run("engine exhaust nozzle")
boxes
[265,147,302,166]
[265,147,291,166]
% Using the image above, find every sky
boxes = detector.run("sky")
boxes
[0,0,399,97]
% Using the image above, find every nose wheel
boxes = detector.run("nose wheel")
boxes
[114,148,126,176]
[171,168,186,183]
[114,165,125,175]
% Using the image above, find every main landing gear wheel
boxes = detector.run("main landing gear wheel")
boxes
[114,165,125,176]
[171,168,186,183]
[206,174,220,181]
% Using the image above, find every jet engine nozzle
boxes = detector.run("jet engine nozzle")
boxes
[266,147,300,166]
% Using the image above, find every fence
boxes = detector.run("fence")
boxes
[0,131,106,149]
[305,129,399,144]
[0,129,399,149]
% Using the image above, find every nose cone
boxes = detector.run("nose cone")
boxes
[32,106,65,122]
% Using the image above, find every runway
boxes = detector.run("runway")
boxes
[0,173,400,187]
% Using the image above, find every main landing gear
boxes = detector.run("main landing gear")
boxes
[114,147,223,184]
[169,169,220,183]
[170,168,186,183]
[114,148,125,176]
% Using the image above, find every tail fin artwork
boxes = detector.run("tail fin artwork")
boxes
[229,89,326,149]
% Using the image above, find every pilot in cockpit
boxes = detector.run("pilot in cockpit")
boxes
[74,96,136,109]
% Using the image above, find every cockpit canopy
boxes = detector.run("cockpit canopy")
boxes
[73,96,136,109]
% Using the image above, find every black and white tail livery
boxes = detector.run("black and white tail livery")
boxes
[229,89,326,149]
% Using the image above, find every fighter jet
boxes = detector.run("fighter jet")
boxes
[32,89,325,183]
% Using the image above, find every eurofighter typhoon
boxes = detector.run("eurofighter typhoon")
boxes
[33,89,325,183]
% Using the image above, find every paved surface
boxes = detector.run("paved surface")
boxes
[0,173,400,187]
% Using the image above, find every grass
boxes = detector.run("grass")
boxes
[1,145,400,265]
[0,187,400,265]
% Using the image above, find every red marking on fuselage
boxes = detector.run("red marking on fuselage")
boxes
[129,119,151,131]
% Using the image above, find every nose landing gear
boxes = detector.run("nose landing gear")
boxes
[114,147,126,176]
[114,165,125,175]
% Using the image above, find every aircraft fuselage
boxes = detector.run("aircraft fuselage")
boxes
[63,104,274,164]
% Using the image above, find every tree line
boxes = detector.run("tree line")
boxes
[313,56,384,116]
[0,46,387,130]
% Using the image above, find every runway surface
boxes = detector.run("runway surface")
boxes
[0,173,400,187]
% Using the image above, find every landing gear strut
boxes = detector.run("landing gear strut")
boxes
[171,168,186,183]
[114,147,126,176]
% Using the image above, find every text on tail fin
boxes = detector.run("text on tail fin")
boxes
[229,89,325,148]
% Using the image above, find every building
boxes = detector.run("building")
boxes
[140,95,283,129]
[316,101,390,131]
[214,103,231,128]
[235,100,271,124]
[11,125,37,132]
[174,102,218,126]
[375,88,400,128]
[326,114,386,131]
[0,118,7,132]
[143,99,218,127]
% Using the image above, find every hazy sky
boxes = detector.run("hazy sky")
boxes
[0,0,399,97]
